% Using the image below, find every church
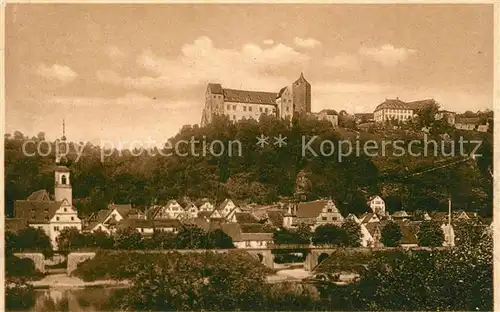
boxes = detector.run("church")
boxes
[13,122,82,249]
[200,73,312,126]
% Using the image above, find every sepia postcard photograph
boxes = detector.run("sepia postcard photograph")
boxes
[2,3,496,311]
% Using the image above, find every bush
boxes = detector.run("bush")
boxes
[5,255,44,280]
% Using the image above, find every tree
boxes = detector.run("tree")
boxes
[142,230,176,250]
[454,219,485,247]
[175,226,208,249]
[417,221,444,247]
[312,224,346,246]
[15,227,53,257]
[57,227,87,251]
[381,221,402,247]
[114,227,143,250]
[91,230,115,249]
[206,229,234,249]
[341,219,362,247]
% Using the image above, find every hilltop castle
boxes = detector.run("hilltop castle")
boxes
[200,73,312,126]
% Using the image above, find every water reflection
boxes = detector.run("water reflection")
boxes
[8,287,127,312]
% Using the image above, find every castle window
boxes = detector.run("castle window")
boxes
[61,175,67,185]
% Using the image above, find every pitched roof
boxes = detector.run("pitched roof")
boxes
[223,88,277,105]
[5,218,29,232]
[392,210,410,218]
[374,98,435,113]
[364,222,381,236]
[14,200,62,224]
[26,190,52,201]
[56,165,70,173]
[277,86,288,99]
[207,83,223,94]
[240,223,273,233]
[240,232,274,241]
[108,204,134,218]
[429,211,449,222]
[361,213,378,224]
[235,212,259,224]
[294,72,310,85]
[116,218,183,230]
[221,223,243,241]
[198,211,213,218]
[295,200,330,218]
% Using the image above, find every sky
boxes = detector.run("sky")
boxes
[5,4,494,147]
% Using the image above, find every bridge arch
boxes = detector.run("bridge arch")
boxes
[317,253,329,265]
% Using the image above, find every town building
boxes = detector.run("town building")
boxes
[366,195,386,216]
[311,109,339,127]
[13,125,82,249]
[283,199,344,230]
[454,117,480,131]
[373,98,436,123]
[435,110,456,125]
[201,73,311,126]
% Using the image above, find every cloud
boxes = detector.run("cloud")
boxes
[35,64,78,83]
[360,44,416,67]
[105,45,126,62]
[294,37,322,48]
[97,36,309,92]
[324,54,360,70]
[263,39,274,45]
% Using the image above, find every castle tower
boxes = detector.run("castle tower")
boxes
[292,72,311,113]
[54,120,72,205]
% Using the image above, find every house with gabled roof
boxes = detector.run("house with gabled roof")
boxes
[196,199,215,212]
[221,223,273,249]
[146,200,184,220]
[286,199,344,230]
[392,210,411,221]
[217,199,237,218]
[225,206,243,223]
[358,212,380,224]
[183,202,199,219]
[366,195,386,216]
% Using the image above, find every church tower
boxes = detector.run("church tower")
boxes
[292,72,311,113]
[54,120,72,206]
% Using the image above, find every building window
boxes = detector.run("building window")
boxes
[286,107,289,112]
[322,217,327,221]
[249,106,252,112]
[259,107,263,112]
[232,105,236,110]
[71,217,74,221]
[243,106,247,112]
[327,209,332,212]
[61,175,67,185]
[227,104,230,110]
[245,241,251,247]
[64,208,67,212]
[259,241,264,246]
[54,226,59,231]
[233,115,236,120]
[56,217,60,221]
[265,108,269,113]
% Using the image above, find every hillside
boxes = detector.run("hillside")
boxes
[4,114,493,218]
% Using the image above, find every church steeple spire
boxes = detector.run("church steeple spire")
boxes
[61,119,66,141]
[56,119,68,165]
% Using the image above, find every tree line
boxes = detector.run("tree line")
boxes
[5,112,493,219]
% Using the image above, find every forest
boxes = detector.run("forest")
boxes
[4,111,493,219]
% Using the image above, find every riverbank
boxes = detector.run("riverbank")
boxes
[28,274,129,289]
[28,269,311,289]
